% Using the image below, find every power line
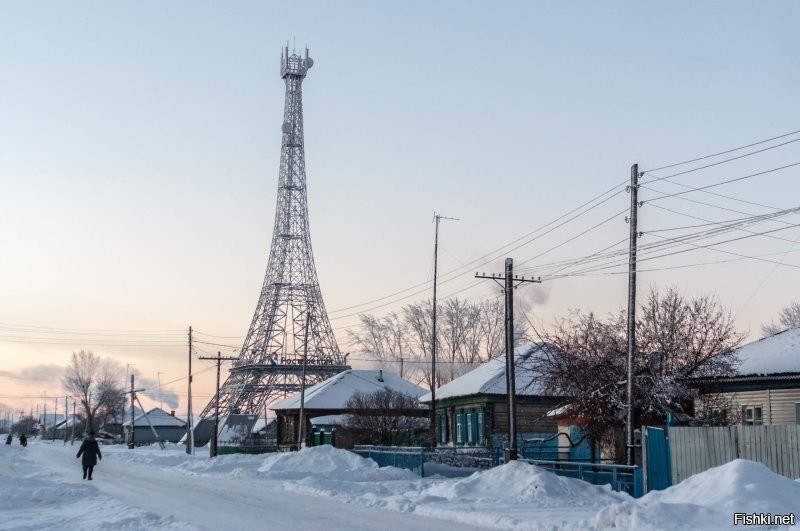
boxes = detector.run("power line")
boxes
[643,162,800,202]
[327,185,628,316]
[642,129,800,173]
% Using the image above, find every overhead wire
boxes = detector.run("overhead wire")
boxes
[642,129,800,173]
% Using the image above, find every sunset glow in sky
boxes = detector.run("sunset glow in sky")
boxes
[1,1,799,416]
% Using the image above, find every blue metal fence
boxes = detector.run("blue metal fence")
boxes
[352,445,425,477]
[519,458,644,498]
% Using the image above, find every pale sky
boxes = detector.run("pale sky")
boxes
[1,1,799,416]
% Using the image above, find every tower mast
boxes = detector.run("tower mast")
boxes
[199,46,348,430]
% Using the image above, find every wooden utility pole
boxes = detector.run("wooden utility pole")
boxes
[626,163,641,466]
[129,374,136,448]
[52,397,57,441]
[186,326,193,454]
[63,396,68,444]
[298,310,312,448]
[199,352,237,457]
[476,258,540,461]
[431,213,458,441]
[71,400,76,445]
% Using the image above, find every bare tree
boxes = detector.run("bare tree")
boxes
[348,297,510,393]
[533,287,743,463]
[342,389,427,446]
[62,350,125,432]
[762,301,800,336]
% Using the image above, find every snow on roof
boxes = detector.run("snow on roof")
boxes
[419,343,556,402]
[735,326,800,376]
[310,414,348,426]
[270,369,426,411]
[54,415,81,428]
[124,407,187,428]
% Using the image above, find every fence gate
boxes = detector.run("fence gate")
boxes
[643,426,671,492]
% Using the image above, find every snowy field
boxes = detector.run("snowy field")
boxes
[1,440,798,530]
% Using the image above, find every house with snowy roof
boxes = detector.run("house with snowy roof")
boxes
[123,407,187,444]
[689,327,800,425]
[419,343,563,453]
[270,369,428,447]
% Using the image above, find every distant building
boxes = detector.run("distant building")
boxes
[123,408,187,444]
[690,327,800,425]
[270,369,428,447]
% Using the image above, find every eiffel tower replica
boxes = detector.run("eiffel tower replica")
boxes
[199,46,349,428]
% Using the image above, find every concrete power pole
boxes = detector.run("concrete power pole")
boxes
[186,326,194,455]
[626,163,641,466]
[298,310,311,449]
[476,258,540,461]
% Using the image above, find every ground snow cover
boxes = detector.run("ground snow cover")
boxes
[594,459,800,530]
[2,440,798,530]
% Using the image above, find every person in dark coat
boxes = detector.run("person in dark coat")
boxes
[5,434,11,445]
[76,431,102,480]
[19,434,27,447]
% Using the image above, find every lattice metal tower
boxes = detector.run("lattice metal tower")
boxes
[199,46,349,422]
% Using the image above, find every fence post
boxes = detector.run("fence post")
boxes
[633,467,643,498]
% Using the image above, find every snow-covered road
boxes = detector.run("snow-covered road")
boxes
[9,442,487,530]
[3,440,799,530]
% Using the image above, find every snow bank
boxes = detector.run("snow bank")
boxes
[258,445,418,481]
[169,445,418,481]
[594,459,800,530]
[426,460,625,506]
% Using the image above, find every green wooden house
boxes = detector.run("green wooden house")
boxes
[420,343,563,455]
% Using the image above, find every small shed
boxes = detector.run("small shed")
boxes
[420,343,563,454]
[270,369,428,447]
[124,408,187,444]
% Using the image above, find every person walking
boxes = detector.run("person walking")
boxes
[76,431,102,480]
[19,434,27,447]
[5,434,12,445]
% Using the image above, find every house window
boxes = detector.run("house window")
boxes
[477,408,485,445]
[456,412,463,444]
[466,411,474,444]
[439,413,448,444]
[744,405,763,425]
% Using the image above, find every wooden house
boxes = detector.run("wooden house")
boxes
[419,343,563,453]
[270,369,428,447]
[690,327,800,425]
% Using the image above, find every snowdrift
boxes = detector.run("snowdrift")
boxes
[425,460,626,506]
[594,459,800,530]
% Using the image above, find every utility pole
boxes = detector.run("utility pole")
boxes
[199,352,237,457]
[186,326,193,455]
[52,397,57,441]
[476,258,540,461]
[71,400,76,445]
[157,372,164,411]
[431,212,458,441]
[298,309,311,449]
[64,396,68,444]
[129,374,136,448]
[399,357,404,379]
[626,163,642,466]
